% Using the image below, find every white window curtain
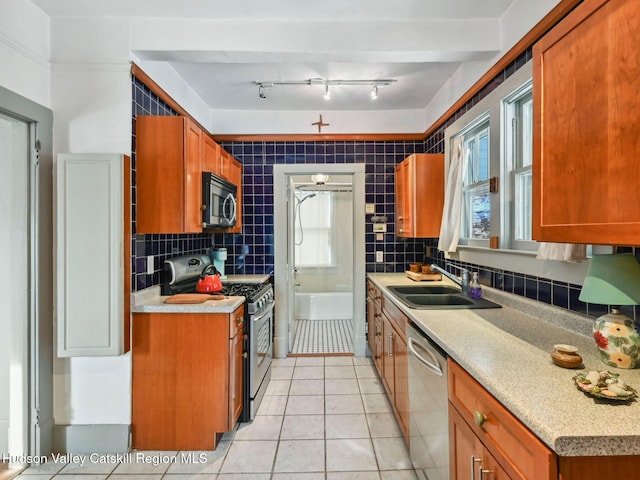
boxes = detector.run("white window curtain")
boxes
[295,193,333,267]
[536,242,587,262]
[438,136,467,252]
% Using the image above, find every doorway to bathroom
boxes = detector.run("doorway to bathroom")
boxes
[291,175,353,354]
[273,164,366,358]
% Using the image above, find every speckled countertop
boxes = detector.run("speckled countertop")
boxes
[130,275,270,314]
[368,273,640,457]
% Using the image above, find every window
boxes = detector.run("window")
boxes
[445,62,536,254]
[458,114,491,246]
[503,81,536,251]
[294,192,333,267]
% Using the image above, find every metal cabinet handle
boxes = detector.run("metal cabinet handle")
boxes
[387,332,393,356]
[470,457,482,480]
[478,466,493,480]
[474,410,487,426]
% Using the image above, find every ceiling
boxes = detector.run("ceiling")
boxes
[32,0,518,116]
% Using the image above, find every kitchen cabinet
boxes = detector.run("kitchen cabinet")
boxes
[448,360,556,480]
[131,305,244,450]
[450,405,511,480]
[136,115,203,234]
[220,150,243,233]
[202,134,221,175]
[55,153,129,356]
[366,281,383,373]
[367,283,409,443]
[229,306,245,426]
[381,297,409,443]
[532,0,640,245]
[395,153,444,238]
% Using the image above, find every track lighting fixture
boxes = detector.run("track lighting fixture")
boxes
[253,78,396,100]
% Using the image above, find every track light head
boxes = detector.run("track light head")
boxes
[323,84,331,100]
[258,85,267,99]
[371,85,378,99]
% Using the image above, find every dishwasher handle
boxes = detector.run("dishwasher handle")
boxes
[407,336,444,376]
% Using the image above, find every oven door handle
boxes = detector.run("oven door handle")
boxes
[407,336,444,376]
[252,303,274,323]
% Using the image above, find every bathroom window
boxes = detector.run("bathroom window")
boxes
[459,114,491,246]
[503,80,536,251]
[294,192,334,267]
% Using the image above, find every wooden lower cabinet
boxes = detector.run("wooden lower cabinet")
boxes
[366,283,383,373]
[367,281,409,443]
[132,306,244,450]
[449,360,556,480]
[450,406,511,480]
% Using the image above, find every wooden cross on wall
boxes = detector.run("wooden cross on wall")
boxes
[312,114,329,133]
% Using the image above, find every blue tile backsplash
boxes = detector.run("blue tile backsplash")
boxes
[130,47,638,321]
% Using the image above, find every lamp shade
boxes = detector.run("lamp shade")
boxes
[579,253,640,306]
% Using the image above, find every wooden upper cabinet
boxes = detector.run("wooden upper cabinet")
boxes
[533,0,640,245]
[202,134,221,175]
[136,116,203,234]
[395,154,444,238]
[222,151,243,233]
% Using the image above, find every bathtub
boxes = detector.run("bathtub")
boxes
[294,292,353,320]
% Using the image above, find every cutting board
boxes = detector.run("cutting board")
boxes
[405,271,443,282]
[164,293,226,304]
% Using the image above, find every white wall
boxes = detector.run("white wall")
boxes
[0,0,50,107]
[423,0,562,132]
[49,17,132,425]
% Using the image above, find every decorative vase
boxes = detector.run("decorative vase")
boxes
[593,308,640,369]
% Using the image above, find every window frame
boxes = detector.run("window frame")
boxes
[501,79,537,252]
[293,191,335,268]
[456,112,491,248]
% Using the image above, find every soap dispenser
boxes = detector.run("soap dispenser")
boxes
[469,272,482,299]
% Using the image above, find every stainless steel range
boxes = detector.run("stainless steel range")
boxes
[162,254,274,422]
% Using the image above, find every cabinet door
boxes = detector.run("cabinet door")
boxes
[533,0,640,245]
[136,116,203,234]
[229,322,244,429]
[55,153,125,356]
[381,315,395,398]
[225,156,243,233]
[366,282,383,371]
[450,405,483,480]
[395,154,444,238]
[395,161,411,237]
[203,134,221,175]
[394,333,409,442]
[132,312,229,450]
[184,118,203,233]
[450,406,512,480]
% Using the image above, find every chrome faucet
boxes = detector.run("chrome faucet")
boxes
[430,263,470,295]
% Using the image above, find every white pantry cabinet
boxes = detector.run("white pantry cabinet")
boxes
[55,153,127,356]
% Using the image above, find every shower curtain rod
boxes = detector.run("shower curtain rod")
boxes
[296,184,352,192]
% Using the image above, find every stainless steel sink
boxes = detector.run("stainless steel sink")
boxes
[387,285,461,296]
[387,285,501,310]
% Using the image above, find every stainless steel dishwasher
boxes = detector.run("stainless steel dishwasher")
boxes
[407,321,449,480]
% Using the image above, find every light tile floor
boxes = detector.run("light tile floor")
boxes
[16,356,417,480]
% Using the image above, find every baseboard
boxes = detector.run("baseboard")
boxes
[53,424,130,454]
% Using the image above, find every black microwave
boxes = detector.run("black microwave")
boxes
[202,172,237,229]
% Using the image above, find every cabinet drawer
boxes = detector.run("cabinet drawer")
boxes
[448,360,556,480]
[381,294,407,341]
[230,305,244,339]
[367,281,382,303]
